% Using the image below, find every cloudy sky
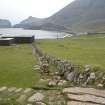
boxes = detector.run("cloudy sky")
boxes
[0,0,74,24]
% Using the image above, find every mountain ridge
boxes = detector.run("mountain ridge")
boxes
[14,0,105,32]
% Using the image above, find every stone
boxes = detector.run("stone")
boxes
[33,65,40,70]
[16,94,27,103]
[48,80,57,86]
[53,75,61,83]
[28,92,44,102]
[90,72,96,79]
[102,76,105,80]
[84,65,91,72]
[24,88,32,93]
[0,86,7,92]
[79,74,84,79]
[85,72,96,85]
[34,65,40,68]
[33,67,40,70]
[97,83,103,88]
[66,72,75,82]
[67,94,105,104]
[8,87,16,92]
[40,63,49,74]
[36,102,46,105]
[67,101,100,105]
[63,87,105,98]
[15,88,23,93]
[58,80,67,86]
[54,72,59,75]
[40,79,50,82]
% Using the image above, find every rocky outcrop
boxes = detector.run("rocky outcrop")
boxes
[63,87,105,105]
[67,101,100,105]
[0,19,11,28]
[63,87,105,98]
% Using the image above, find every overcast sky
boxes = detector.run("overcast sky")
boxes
[0,0,74,24]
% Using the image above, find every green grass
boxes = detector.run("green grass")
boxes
[36,34,105,69]
[0,44,40,88]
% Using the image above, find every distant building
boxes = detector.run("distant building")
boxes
[0,35,34,45]
[76,32,88,35]
[0,38,14,45]
[1,35,34,44]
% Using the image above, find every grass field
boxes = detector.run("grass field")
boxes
[36,34,105,69]
[0,44,40,88]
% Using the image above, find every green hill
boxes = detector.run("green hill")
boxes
[14,0,105,32]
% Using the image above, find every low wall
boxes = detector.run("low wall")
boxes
[33,44,105,88]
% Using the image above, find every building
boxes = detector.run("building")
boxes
[0,38,14,45]
[1,35,34,43]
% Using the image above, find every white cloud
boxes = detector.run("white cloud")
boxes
[0,0,74,24]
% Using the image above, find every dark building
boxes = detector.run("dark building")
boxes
[2,35,34,43]
[0,38,14,46]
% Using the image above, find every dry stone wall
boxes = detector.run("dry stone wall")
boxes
[33,44,105,89]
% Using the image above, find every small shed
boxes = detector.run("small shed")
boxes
[0,38,14,45]
[2,35,34,43]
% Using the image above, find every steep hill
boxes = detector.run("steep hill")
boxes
[14,16,66,31]
[14,16,44,29]
[48,0,105,32]
[14,0,105,32]
[0,19,11,28]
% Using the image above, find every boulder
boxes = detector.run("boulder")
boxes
[97,83,103,88]
[84,65,91,72]
[0,87,7,92]
[48,80,57,86]
[28,93,44,102]
[90,72,96,79]
[63,87,105,98]
[58,80,67,86]
[16,95,27,103]
[67,101,100,105]
[23,88,32,93]
[66,72,75,82]
[67,94,105,104]
[8,87,17,92]
[36,102,46,105]
[15,88,23,93]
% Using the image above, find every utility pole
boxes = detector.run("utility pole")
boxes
[57,32,59,40]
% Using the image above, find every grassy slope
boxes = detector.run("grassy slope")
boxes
[36,35,105,69]
[0,44,40,88]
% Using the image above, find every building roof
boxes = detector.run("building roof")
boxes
[1,34,34,38]
[0,38,14,41]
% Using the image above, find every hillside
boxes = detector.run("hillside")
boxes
[14,16,66,31]
[14,0,105,32]
[0,19,11,28]
[14,16,44,29]
[48,0,105,32]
